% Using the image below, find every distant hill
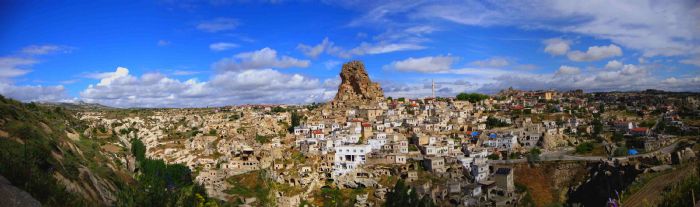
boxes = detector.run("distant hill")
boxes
[38,101,112,110]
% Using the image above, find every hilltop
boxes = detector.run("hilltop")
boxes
[331,60,384,108]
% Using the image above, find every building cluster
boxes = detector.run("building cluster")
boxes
[76,88,699,206]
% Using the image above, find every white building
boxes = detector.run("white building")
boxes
[368,137,387,151]
[484,133,518,151]
[333,145,372,177]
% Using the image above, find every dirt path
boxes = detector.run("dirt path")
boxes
[624,164,696,207]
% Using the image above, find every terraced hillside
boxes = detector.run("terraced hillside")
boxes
[0,95,219,206]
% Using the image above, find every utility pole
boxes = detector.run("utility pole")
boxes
[432,79,435,98]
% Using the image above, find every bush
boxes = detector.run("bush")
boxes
[613,146,628,157]
[255,134,271,144]
[527,148,541,163]
[612,132,625,142]
[575,142,595,154]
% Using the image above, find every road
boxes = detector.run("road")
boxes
[488,141,680,164]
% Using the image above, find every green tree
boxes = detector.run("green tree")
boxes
[486,116,510,129]
[288,111,301,133]
[271,106,286,113]
[386,179,434,207]
[456,93,489,103]
[131,138,146,161]
[527,148,541,163]
[122,138,218,206]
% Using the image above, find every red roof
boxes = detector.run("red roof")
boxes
[362,123,372,127]
[631,127,648,132]
[511,105,524,110]
[312,130,323,134]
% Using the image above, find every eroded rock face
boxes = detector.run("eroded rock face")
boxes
[331,61,384,108]
[0,175,41,207]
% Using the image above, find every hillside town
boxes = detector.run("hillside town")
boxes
[63,61,700,206]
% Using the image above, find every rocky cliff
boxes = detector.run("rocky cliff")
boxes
[331,61,384,108]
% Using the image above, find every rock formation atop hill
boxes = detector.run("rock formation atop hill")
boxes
[331,61,384,108]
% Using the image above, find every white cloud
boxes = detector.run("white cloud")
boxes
[555,65,580,75]
[681,55,700,67]
[0,82,67,102]
[0,45,74,102]
[213,47,310,71]
[382,79,480,98]
[341,1,700,57]
[404,25,437,34]
[79,66,336,107]
[21,45,70,55]
[543,38,571,56]
[478,63,700,93]
[638,57,646,64]
[345,42,425,57]
[605,60,623,69]
[0,57,35,79]
[386,55,456,73]
[298,37,426,58]
[514,64,539,70]
[444,68,509,77]
[101,67,131,86]
[196,18,239,32]
[157,40,170,46]
[1,44,73,79]
[172,70,202,76]
[324,60,342,70]
[384,55,510,77]
[81,68,209,107]
[567,44,622,62]
[471,57,510,68]
[209,42,239,51]
[297,37,339,58]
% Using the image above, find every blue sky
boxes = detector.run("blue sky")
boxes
[1,0,698,107]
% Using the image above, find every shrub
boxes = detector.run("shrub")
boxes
[575,142,595,154]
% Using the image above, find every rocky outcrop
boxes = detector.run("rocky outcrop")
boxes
[331,61,384,108]
[542,133,569,150]
[0,175,41,207]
